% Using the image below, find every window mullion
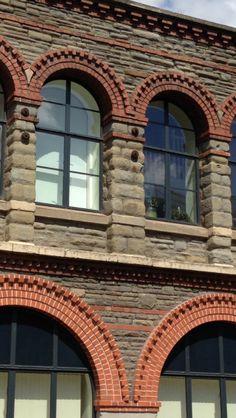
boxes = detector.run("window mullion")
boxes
[186,377,192,418]
[50,372,57,418]
[64,81,71,208]
[6,371,15,418]
[220,378,227,418]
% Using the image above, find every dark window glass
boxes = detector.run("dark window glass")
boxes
[189,323,220,373]
[16,310,53,366]
[58,327,90,369]
[144,100,198,223]
[163,336,186,372]
[0,310,11,364]
[230,121,236,228]
[223,323,236,373]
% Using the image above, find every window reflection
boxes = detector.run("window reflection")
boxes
[144,100,198,223]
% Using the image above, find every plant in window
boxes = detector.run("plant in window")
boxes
[171,206,190,222]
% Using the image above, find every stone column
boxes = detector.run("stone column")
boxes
[200,138,232,265]
[4,102,37,243]
[103,121,146,255]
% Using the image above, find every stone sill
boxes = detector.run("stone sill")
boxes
[35,205,109,226]
[0,241,235,275]
[145,219,208,239]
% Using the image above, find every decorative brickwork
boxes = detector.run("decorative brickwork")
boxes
[131,71,220,137]
[0,36,28,102]
[0,274,129,410]
[35,0,236,49]
[221,94,236,135]
[30,48,132,118]
[134,292,236,409]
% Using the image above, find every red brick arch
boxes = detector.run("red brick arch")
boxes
[134,292,236,411]
[0,273,129,411]
[131,71,221,137]
[0,36,29,102]
[221,94,236,137]
[29,48,132,118]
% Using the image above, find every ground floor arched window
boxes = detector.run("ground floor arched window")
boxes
[0,307,93,418]
[158,321,236,418]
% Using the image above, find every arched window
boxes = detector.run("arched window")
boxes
[144,100,198,223]
[36,80,101,210]
[230,119,236,227]
[0,307,93,418]
[0,84,6,192]
[158,322,236,418]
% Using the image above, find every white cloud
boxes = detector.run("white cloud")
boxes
[134,0,236,27]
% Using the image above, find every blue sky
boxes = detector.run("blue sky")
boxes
[134,0,236,27]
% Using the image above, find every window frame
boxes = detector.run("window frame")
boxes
[36,79,103,212]
[0,307,94,418]
[229,120,236,228]
[144,100,199,224]
[160,322,236,418]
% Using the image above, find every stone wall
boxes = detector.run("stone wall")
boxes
[0,0,235,264]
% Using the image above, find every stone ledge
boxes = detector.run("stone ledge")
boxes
[0,241,235,275]
[35,205,109,225]
[145,219,208,238]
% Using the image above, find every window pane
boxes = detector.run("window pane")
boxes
[15,373,50,418]
[145,123,165,148]
[169,127,195,154]
[36,132,64,170]
[81,375,93,418]
[58,327,91,369]
[70,108,100,137]
[70,139,99,175]
[71,82,99,111]
[146,100,164,124]
[169,103,193,130]
[223,323,236,373]
[226,380,236,418]
[144,150,165,186]
[37,102,65,132]
[230,164,236,228]
[57,374,81,418]
[69,173,99,210]
[36,167,63,206]
[0,93,5,122]
[230,138,236,161]
[192,379,220,418]
[158,377,186,418]
[16,310,53,366]
[41,80,66,104]
[189,324,219,373]
[170,155,196,190]
[163,335,186,372]
[144,184,165,219]
[0,373,7,418]
[171,189,196,223]
[231,119,236,137]
[0,310,11,364]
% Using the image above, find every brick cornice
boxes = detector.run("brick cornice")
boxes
[0,249,236,292]
[34,0,236,49]
[134,292,236,407]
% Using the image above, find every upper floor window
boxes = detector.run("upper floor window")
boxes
[0,307,93,418]
[144,100,198,223]
[36,80,101,210]
[230,119,236,227]
[159,322,236,418]
[0,84,6,192]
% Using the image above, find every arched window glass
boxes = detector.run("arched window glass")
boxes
[36,80,101,210]
[158,322,236,418]
[0,84,6,192]
[230,119,236,227]
[0,307,93,418]
[144,100,198,223]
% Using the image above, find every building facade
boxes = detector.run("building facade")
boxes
[0,0,236,417]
